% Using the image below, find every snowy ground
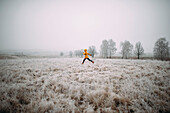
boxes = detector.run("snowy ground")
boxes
[0,58,170,113]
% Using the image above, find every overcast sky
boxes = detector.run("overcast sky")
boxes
[0,0,170,52]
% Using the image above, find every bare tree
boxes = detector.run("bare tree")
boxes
[69,51,73,57]
[60,52,64,56]
[88,46,97,58]
[153,38,169,60]
[74,50,79,57]
[120,40,133,59]
[100,40,109,58]
[108,39,117,58]
[134,42,144,59]
[74,49,83,57]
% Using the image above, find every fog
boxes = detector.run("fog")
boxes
[0,0,170,53]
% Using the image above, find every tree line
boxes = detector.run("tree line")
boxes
[100,39,144,59]
[100,38,169,60]
[65,37,169,61]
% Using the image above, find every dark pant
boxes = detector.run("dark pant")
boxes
[82,58,93,63]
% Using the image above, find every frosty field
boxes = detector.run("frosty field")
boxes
[0,58,170,113]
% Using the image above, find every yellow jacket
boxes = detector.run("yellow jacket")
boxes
[83,49,91,58]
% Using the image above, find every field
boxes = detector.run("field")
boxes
[0,58,170,113]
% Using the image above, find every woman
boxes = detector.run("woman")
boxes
[82,49,94,64]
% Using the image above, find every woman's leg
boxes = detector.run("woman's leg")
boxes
[82,58,86,64]
[87,58,94,63]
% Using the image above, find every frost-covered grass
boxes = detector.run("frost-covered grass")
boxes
[0,58,170,113]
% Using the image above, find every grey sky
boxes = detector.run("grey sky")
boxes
[0,0,170,52]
